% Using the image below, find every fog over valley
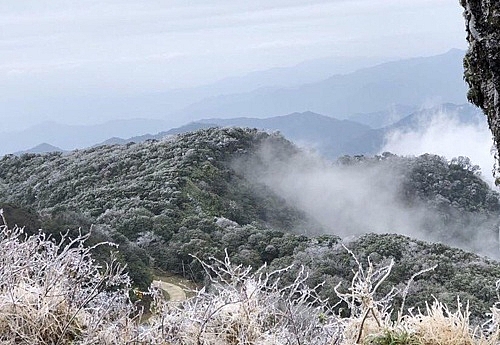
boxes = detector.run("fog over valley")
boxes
[235,135,500,258]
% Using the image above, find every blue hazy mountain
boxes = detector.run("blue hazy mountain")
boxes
[13,143,64,156]
[2,51,470,156]
[0,119,170,156]
[174,49,467,121]
[196,112,371,157]
[18,102,483,161]
[95,122,219,146]
[347,105,418,129]
[167,104,484,159]
[94,112,370,158]
[2,55,390,134]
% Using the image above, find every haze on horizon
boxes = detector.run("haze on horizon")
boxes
[1,0,466,131]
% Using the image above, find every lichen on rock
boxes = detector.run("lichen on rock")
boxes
[461,0,500,176]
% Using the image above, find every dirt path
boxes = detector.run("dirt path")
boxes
[152,280,187,302]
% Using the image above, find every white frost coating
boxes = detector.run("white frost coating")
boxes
[493,86,500,108]
[466,2,482,41]
[215,216,239,229]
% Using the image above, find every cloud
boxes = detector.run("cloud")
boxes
[234,137,500,258]
[239,145,425,238]
[380,111,496,185]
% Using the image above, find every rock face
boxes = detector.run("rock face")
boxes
[461,0,500,163]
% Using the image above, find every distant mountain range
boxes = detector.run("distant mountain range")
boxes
[91,111,372,158]
[175,103,484,159]
[0,118,170,156]
[14,103,484,160]
[2,54,392,133]
[4,50,475,157]
[174,49,468,121]
[97,122,219,147]
[89,103,483,159]
[195,112,371,158]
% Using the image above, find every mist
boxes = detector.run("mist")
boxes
[381,110,496,185]
[240,144,427,238]
[235,137,500,259]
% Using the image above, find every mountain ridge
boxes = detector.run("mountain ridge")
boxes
[174,49,468,121]
[2,50,468,155]
[13,143,64,156]
[13,102,484,164]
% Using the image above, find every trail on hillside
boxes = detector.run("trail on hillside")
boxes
[152,280,187,302]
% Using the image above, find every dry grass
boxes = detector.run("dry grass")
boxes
[0,210,142,344]
[2,207,500,344]
[362,300,500,345]
[139,252,343,344]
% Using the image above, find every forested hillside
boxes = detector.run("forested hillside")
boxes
[335,153,500,254]
[1,127,500,319]
[0,128,317,289]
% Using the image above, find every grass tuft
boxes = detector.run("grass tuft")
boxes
[2,208,500,344]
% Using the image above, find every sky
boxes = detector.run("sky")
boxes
[0,0,467,131]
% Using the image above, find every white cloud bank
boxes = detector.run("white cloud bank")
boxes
[236,131,500,258]
[380,111,496,185]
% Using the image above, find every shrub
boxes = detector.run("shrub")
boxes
[140,252,344,344]
[2,208,500,345]
[0,210,141,344]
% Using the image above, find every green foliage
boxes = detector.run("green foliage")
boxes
[365,330,420,345]
[402,154,498,213]
[284,233,500,321]
[0,202,41,232]
[2,128,500,321]
[0,128,313,287]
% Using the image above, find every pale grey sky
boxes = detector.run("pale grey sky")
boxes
[0,0,467,130]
